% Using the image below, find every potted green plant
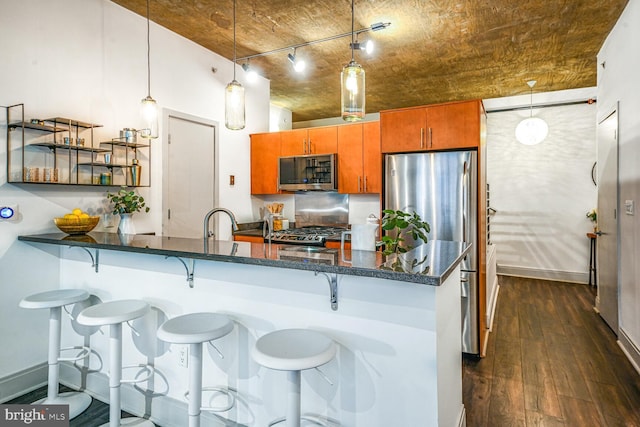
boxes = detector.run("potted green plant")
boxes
[379,209,430,255]
[106,186,150,235]
[586,208,597,232]
[378,209,431,273]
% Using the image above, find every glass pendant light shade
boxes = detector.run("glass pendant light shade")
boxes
[140,95,159,139]
[225,79,245,130]
[515,117,548,145]
[341,60,365,121]
[515,79,548,145]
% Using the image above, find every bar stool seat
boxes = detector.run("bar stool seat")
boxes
[252,329,337,427]
[157,313,235,427]
[77,300,154,427]
[19,289,92,419]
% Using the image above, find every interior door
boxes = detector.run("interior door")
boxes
[163,114,216,238]
[596,107,619,334]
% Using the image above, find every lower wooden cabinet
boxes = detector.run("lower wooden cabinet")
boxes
[233,234,264,243]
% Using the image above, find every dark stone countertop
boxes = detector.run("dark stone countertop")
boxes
[18,232,470,286]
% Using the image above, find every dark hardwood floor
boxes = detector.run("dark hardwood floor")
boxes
[464,275,640,426]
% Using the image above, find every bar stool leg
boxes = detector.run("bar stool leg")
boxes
[48,307,62,401]
[286,370,301,427]
[189,342,203,427]
[109,323,122,427]
[34,306,91,419]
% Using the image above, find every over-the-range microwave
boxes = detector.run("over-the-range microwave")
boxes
[278,153,337,191]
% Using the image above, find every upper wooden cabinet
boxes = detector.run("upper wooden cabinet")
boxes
[280,126,337,156]
[337,122,381,194]
[380,99,484,153]
[250,132,281,195]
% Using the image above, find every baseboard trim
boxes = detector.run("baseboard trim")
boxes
[618,327,640,376]
[0,363,48,403]
[60,363,245,427]
[497,265,588,284]
[487,284,500,331]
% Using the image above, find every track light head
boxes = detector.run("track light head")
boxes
[242,62,258,83]
[287,51,306,73]
[350,39,374,55]
[370,22,391,31]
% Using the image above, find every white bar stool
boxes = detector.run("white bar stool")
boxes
[19,289,92,419]
[77,299,155,427]
[252,329,337,427]
[157,312,235,427]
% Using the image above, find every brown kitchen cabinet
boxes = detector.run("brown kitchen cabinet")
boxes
[251,132,281,195]
[337,121,381,194]
[326,240,350,250]
[380,99,482,153]
[233,234,264,244]
[280,126,337,156]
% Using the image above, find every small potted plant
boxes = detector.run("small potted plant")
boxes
[106,186,150,235]
[378,209,431,273]
[586,208,597,232]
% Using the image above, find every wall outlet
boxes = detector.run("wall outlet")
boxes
[625,200,634,215]
[178,345,188,368]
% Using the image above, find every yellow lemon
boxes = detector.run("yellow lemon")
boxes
[79,213,90,219]
[63,213,76,219]
[72,208,82,216]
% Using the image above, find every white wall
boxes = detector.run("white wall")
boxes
[0,0,269,382]
[484,88,598,282]
[597,0,640,366]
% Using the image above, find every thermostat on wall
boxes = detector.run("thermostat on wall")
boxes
[0,205,18,221]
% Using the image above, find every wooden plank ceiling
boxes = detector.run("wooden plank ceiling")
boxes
[112,0,628,122]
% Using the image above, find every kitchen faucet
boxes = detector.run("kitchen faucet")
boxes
[203,208,239,240]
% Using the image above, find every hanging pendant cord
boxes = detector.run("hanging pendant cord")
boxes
[146,0,151,97]
[233,0,237,81]
[350,0,355,62]
[529,87,533,118]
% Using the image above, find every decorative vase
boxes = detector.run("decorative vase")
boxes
[118,213,136,235]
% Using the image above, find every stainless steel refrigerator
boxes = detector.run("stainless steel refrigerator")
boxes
[385,151,479,354]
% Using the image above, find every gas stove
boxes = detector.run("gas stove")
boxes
[268,226,347,246]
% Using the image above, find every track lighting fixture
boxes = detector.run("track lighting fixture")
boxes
[287,49,306,73]
[236,21,390,73]
[351,38,374,55]
[242,62,258,83]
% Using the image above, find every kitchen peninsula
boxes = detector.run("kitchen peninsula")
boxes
[18,232,469,426]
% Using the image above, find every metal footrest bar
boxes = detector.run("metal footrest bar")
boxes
[120,363,155,384]
[58,345,90,362]
[184,386,236,413]
[268,414,340,426]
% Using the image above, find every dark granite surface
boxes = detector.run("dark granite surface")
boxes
[18,232,470,286]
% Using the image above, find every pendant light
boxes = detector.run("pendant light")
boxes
[341,0,365,121]
[225,0,245,130]
[515,80,548,145]
[140,0,159,139]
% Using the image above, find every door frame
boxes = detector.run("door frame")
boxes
[161,108,220,237]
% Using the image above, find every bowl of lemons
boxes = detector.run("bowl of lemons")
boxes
[54,208,100,235]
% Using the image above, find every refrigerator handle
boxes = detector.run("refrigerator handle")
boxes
[462,161,468,245]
